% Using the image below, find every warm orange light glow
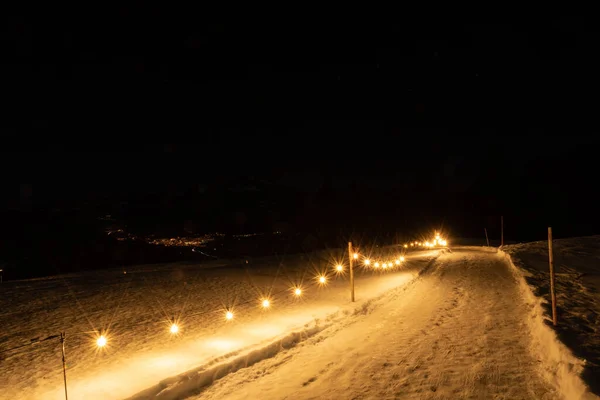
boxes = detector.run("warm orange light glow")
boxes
[374,262,380,268]
[96,335,107,347]
[364,259,370,266]
[382,263,388,269]
[353,253,358,259]
[404,244,408,248]
[319,276,326,284]
[262,299,271,308]
[336,265,343,272]
[226,311,233,320]
[170,324,179,334]
[395,259,400,265]
[400,256,405,262]
[294,288,302,296]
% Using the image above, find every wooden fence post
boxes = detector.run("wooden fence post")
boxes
[348,242,355,302]
[501,216,504,247]
[60,332,68,400]
[484,228,490,247]
[548,227,558,326]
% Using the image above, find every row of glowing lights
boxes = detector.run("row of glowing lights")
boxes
[402,235,448,248]
[94,251,413,348]
[95,237,451,348]
[361,255,405,269]
[94,286,302,347]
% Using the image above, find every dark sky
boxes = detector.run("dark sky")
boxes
[2,14,599,242]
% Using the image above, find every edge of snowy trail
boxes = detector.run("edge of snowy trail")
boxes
[499,248,596,400]
[123,251,445,400]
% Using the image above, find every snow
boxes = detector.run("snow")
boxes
[0,247,439,400]
[190,247,578,400]
[3,242,598,399]
[502,236,600,398]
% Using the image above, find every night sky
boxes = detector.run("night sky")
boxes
[2,14,600,257]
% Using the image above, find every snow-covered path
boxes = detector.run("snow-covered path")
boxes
[195,247,559,399]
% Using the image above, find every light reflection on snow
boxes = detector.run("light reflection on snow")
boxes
[205,338,240,351]
[245,324,284,337]
[151,355,179,368]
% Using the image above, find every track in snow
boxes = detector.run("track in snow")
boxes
[194,247,559,399]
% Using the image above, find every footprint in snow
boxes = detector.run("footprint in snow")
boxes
[302,376,317,386]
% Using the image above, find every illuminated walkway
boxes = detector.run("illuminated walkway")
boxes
[195,248,562,399]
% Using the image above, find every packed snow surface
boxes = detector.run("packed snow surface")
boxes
[192,247,590,400]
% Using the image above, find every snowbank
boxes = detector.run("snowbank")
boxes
[125,322,328,400]
[499,244,596,400]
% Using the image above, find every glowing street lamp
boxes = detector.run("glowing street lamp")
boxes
[318,275,327,284]
[336,264,343,272]
[225,311,234,320]
[400,256,405,262]
[353,253,358,259]
[364,259,370,266]
[294,287,302,296]
[374,262,380,268]
[262,299,271,308]
[170,324,179,334]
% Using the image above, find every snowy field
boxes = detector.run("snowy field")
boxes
[0,245,439,400]
[502,236,600,397]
